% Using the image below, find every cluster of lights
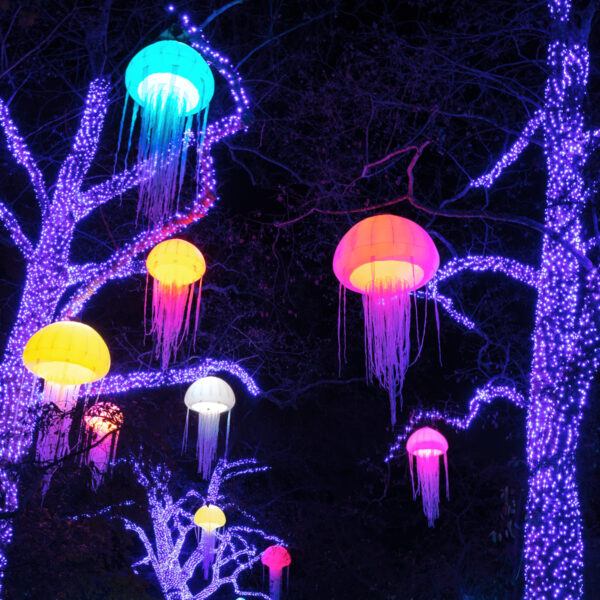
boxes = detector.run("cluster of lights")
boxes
[0,5,252,591]
[389,1,599,597]
[78,458,280,599]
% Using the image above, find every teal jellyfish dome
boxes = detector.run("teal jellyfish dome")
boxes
[125,40,214,115]
[122,40,215,225]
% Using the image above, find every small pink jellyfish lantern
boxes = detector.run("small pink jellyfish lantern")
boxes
[82,402,123,490]
[261,545,291,600]
[333,214,439,424]
[406,426,449,527]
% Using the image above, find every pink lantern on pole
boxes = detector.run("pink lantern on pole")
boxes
[82,402,123,490]
[406,426,449,527]
[333,214,439,424]
[261,545,291,600]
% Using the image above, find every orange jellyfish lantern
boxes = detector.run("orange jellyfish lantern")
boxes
[333,214,439,424]
[146,238,206,369]
[406,426,449,527]
[23,321,110,462]
[82,402,123,490]
[194,504,226,579]
[261,545,291,600]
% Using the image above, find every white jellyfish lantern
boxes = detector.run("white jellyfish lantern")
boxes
[183,376,235,478]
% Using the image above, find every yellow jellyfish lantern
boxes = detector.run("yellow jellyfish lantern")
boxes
[23,321,110,465]
[194,504,226,579]
[146,238,206,369]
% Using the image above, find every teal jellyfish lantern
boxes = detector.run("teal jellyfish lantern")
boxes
[124,40,215,224]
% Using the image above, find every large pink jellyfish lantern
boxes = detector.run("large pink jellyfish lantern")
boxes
[261,544,291,600]
[82,402,123,490]
[333,214,439,424]
[406,426,449,527]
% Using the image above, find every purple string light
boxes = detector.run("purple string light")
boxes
[90,359,261,397]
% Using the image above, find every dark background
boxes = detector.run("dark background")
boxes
[0,0,599,598]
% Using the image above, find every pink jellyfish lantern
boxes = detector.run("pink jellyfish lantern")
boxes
[83,402,123,490]
[406,426,449,527]
[333,214,439,424]
[261,545,291,600]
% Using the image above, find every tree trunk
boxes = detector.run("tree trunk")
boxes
[524,26,589,598]
[0,201,75,589]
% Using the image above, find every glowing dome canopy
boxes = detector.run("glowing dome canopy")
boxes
[261,545,291,569]
[194,504,226,531]
[333,214,439,294]
[406,426,448,458]
[184,376,236,414]
[23,321,110,385]
[85,402,123,435]
[125,40,214,115]
[147,239,206,287]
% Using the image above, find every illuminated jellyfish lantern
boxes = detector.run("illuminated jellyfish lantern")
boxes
[183,376,235,478]
[23,321,110,462]
[194,504,226,579]
[82,402,123,491]
[333,214,439,424]
[261,545,291,600]
[125,40,215,224]
[146,238,206,369]
[406,426,449,527]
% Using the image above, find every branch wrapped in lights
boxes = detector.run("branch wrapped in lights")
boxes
[0,98,49,211]
[414,255,539,330]
[470,109,545,189]
[431,255,539,290]
[89,358,261,398]
[386,382,525,463]
[0,200,33,257]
